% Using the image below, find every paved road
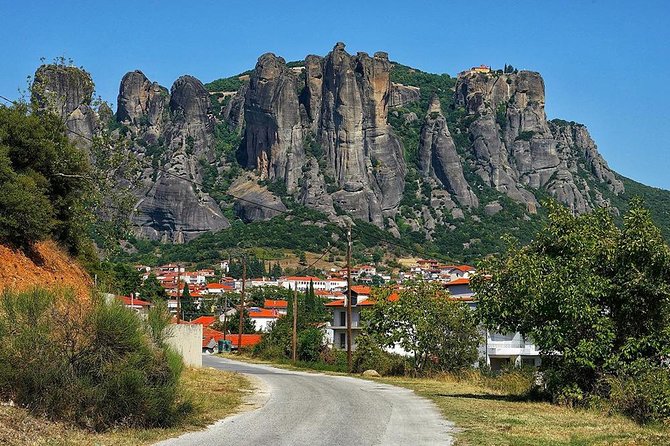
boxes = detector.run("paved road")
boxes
[157,355,453,446]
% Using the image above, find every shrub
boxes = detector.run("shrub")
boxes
[0,288,188,431]
[607,368,670,424]
[352,334,408,376]
[297,327,324,363]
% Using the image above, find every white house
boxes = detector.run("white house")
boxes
[247,307,281,332]
[280,276,327,292]
[324,286,374,350]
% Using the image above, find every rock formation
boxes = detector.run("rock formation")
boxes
[239,42,406,226]
[243,53,305,192]
[418,95,478,208]
[31,64,97,147]
[389,83,420,108]
[116,72,229,242]
[455,68,623,212]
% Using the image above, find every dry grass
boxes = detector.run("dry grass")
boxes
[378,374,670,446]
[0,367,251,446]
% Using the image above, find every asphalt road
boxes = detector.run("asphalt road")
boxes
[157,355,454,446]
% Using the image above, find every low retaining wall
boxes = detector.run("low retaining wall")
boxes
[166,324,202,367]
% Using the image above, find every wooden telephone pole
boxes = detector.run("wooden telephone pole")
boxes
[346,223,353,372]
[292,284,298,363]
[176,263,181,323]
[237,255,246,353]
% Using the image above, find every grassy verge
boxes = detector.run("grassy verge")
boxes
[0,367,251,446]
[378,375,670,446]
[225,354,670,445]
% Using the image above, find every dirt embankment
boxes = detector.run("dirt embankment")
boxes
[0,241,92,297]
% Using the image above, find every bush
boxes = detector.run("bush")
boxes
[352,334,408,376]
[607,368,670,424]
[297,327,324,363]
[0,288,188,431]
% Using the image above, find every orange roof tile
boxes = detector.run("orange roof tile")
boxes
[117,295,151,307]
[445,278,470,286]
[206,283,235,290]
[190,315,218,326]
[232,334,262,348]
[264,299,288,309]
[350,285,371,295]
[248,307,280,318]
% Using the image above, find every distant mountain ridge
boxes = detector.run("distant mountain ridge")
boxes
[29,43,670,259]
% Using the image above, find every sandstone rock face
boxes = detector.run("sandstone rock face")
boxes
[228,175,287,222]
[244,53,305,192]
[550,121,624,194]
[240,43,406,226]
[455,69,623,212]
[32,64,97,146]
[223,83,247,133]
[116,71,229,242]
[418,96,478,208]
[389,83,420,108]
[117,70,168,132]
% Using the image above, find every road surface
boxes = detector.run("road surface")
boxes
[157,355,453,446]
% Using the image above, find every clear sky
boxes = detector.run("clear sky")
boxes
[1,0,668,189]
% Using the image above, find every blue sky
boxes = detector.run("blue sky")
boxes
[1,0,668,189]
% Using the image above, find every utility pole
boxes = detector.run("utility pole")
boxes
[237,254,246,353]
[346,223,353,372]
[292,284,298,363]
[176,263,181,324]
[222,292,228,342]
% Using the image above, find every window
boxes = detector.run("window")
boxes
[339,333,346,349]
[339,311,346,326]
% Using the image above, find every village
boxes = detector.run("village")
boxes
[119,258,540,371]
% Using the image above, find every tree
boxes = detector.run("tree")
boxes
[472,200,670,405]
[112,263,141,296]
[180,283,200,321]
[0,104,90,251]
[363,281,481,374]
[270,262,283,279]
[228,309,256,334]
[138,273,168,302]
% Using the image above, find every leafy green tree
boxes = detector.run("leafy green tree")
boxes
[138,273,168,302]
[0,104,90,251]
[112,263,141,296]
[472,199,670,405]
[246,285,292,307]
[228,309,256,334]
[363,282,481,374]
[180,283,200,321]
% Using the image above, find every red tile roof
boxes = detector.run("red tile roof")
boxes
[206,283,235,290]
[264,299,288,309]
[350,285,371,295]
[453,265,475,272]
[445,278,470,286]
[118,295,151,307]
[325,299,345,307]
[190,315,218,326]
[234,334,262,348]
[248,307,280,318]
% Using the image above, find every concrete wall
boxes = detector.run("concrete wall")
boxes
[166,324,202,368]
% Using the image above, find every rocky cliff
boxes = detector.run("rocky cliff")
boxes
[31,64,98,148]
[33,46,630,249]
[454,68,623,213]
[115,71,229,242]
